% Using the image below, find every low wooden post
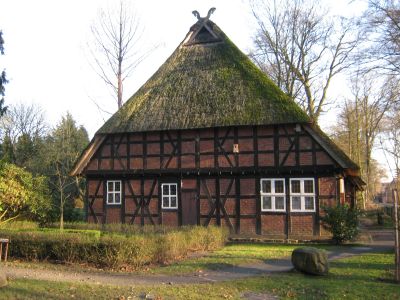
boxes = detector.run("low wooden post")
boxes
[0,238,9,262]
[393,189,399,283]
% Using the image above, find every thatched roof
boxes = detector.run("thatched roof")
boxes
[71,15,361,178]
[304,125,360,171]
[97,19,310,135]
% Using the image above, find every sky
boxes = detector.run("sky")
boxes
[3,0,389,178]
[1,0,258,136]
[0,0,366,134]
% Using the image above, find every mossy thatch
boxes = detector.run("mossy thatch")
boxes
[97,20,310,134]
[305,124,360,171]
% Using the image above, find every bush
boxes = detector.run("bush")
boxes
[0,225,228,269]
[321,204,360,244]
[0,221,39,231]
[0,163,52,225]
[47,222,180,235]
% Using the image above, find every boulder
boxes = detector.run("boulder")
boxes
[291,247,329,275]
[0,272,7,288]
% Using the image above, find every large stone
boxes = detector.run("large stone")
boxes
[291,247,329,275]
[0,272,7,288]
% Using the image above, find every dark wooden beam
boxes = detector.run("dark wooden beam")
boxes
[143,132,147,170]
[256,175,261,235]
[253,126,259,169]
[235,176,240,234]
[234,127,239,167]
[102,179,107,224]
[314,176,320,236]
[85,180,89,222]
[274,126,279,168]
[121,180,125,223]
[285,176,290,239]
[140,177,145,226]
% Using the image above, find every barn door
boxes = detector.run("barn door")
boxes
[181,190,198,225]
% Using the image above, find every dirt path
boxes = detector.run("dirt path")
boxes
[0,243,392,287]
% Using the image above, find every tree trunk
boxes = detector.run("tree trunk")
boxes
[60,188,64,231]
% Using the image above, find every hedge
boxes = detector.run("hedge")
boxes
[0,225,228,269]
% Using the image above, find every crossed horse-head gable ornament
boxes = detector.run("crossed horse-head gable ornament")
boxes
[182,8,219,46]
[192,7,216,22]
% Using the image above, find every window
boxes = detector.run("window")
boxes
[260,179,285,212]
[161,183,178,209]
[290,178,315,212]
[107,180,122,205]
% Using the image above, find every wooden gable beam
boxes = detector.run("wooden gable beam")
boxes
[70,135,107,176]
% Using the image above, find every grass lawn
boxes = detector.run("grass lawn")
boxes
[149,243,342,274]
[2,247,398,299]
[4,243,341,275]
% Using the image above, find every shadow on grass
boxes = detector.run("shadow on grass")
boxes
[2,286,68,300]
[331,260,393,271]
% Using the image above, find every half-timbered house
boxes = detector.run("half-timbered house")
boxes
[71,10,363,239]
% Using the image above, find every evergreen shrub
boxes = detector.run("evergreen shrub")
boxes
[321,204,360,244]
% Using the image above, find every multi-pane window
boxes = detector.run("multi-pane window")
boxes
[161,183,178,209]
[290,178,315,212]
[260,179,286,211]
[107,180,122,205]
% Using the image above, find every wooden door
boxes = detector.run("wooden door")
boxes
[181,190,198,225]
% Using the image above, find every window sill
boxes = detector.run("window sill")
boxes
[290,210,316,213]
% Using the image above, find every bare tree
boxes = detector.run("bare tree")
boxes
[381,103,400,179]
[0,103,47,166]
[47,113,89,230]
[250,0,359,123]
[88,0,150,109]
[0,103,47,143]
[331,73,396,207]
[362,0,400,76]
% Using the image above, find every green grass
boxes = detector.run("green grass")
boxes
[150,243,340,275]
[1,251,398,299]
[4,243,342,275]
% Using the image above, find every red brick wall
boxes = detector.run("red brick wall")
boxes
[106,207,121,223]
[162,212,178,226]
[239,154,253,167]
[182,179,196,189]
[85,125,341,174]
[299,152,313,166]
[240,179,255,195]
[262,215,286,235]
[290,215,314,235]
[224,199,236,215]
[258,138,274,151]
[182,155,195,169]
[258,153,274,166]
[200,199,210,214]
[240,218,256,234]
[240,199,256,214]
[319,177,336,196]
[316,151,333,165]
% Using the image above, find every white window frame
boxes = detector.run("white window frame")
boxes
[161,183,178,209]
[106,180,122,205]
[290,178,315,212]
[260,179,286,212]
